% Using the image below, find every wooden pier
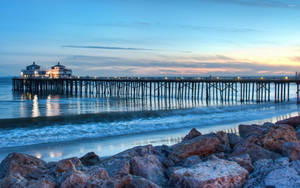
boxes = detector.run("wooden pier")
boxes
[12,76,300,103]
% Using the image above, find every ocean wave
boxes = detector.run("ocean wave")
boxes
[0,101,299,148]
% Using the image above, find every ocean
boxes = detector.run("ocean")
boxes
[0,77,299,161]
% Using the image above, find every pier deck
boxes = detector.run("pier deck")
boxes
[12,76,300,103]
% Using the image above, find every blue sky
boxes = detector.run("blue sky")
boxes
[0,0,300,76]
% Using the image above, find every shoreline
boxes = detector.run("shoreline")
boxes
[1,115,300,187]
[0,111,298,162]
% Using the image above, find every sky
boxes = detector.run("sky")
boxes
[0,0,300,76]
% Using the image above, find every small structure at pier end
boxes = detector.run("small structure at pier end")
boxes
[20,62,72,78]
[47,62,72,78]
[20,62,47,78]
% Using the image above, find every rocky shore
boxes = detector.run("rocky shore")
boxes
[2,116,300,188]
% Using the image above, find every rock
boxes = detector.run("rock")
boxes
[0,153,47,180]
[170,134,221,161]
[182,128,201,141]
[282,141,300,161]
[230,154,254,172]
[245,157,300,188]
[231,140,281,161]
[115,145,160,158]
[216,131,231,153]
[55,157,83,173]
[130,154,167,186]
[169,157,248,188]
[80,152,100,166]
[263,122,275,128]
[182,155,202,167]
[238,124,269,139]
[276,116,300,128]
[262,124,297,153]
[100,157,130,179]
[87,166,109,180]
[296,129,300,140]
[116,175,160,188]
[228,133,243,148]
[60,171,88,188]
[0,174,56,188]
[100,145,164,179]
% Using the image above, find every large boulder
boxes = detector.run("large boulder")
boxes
[228,133,243,149]
[182,128,201,141]
[231,140,281,161]
[0,174,56,188]
[170,134,221,161]
[80,152,101,166]
[216,131,231,152]
[100,157,130,179]
[130,154,167,186]
[276,116,300,128]
[229,154,254,173]
[168,157,248,188]
[116,175,160,188]
[296,129,300,140]
[100,145,165,179]
[245,157,300,187]
[282,141,300,161]
[54,157,84,174]
[238,124,269,139]
[60,171,88,188]
[0,153,47,180]
[262,124,297,153]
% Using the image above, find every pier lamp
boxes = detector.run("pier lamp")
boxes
[237,76,241,80]
[216,77,220,80]
[165,77,168,80]
[285,76,289,80]
[260,77,264,80]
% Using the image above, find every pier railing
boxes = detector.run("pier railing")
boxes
[12,76,300,103]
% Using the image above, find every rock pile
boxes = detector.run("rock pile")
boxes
[1,115,300,187]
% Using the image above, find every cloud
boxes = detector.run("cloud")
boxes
[291,56,300,62]
[178,25,259,33]
[62,54,299,76]
[89,21,259,33]
[62,45,153,51]
[211,0,299,9]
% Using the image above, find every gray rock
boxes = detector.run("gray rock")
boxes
[130,154,167,186]
[276,116,300,128]
[238,124,269,139]
[0,153,47,180]
[282,141,300,161]
[116,175,160,188]
[245,157,300,188]
[169,157,248,188]
[228,133,243,149]
[230,153,254,172]
[296,129,300,140]
[231,140,281,161]
[182,155,202,167]
[182,128,201,141]
[80,152,100,166]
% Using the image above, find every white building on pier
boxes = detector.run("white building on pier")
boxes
[20,62,72,78]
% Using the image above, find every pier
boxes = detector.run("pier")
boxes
[12,77,300,103]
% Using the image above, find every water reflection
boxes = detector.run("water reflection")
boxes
[11,91,261,120]
[32,95,40,117]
